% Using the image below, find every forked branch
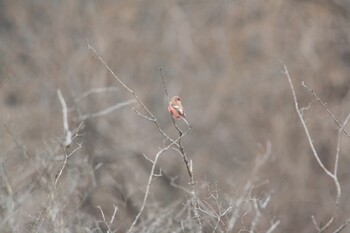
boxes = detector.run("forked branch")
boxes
[284,64,348,206]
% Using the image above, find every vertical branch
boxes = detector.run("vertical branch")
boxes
[127,132,189,233]
[88,42,199,231]
[96,205,118,233]
[284,64,342,205]
[333,112,350,205]
[284,66,333,178]
[57,89,72,147]
[334,112,350,177]
[159,67,169,101]
[159,69,201,231]
[31,91,82,233]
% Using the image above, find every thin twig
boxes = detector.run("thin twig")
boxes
[312,215,321,232]
[96,206,111,233]
[96,205,118,233]
[333,218,350,233]
[172,124,198,228]
[312,215,334,233]
[169,176,192,195]
[160,70,199,229]
[54,143,82,189]
[284,66,333,177]
[181,115,192,131]
[87,42,198,231]
[127,131,190,233]
[320,217,334,232]
[87,41,182,149]
[128,105,154,121]
[75,87,119,103]
[227,181,253,232]
[57,89,72,147]
[4,124,29,159]
[78,99,136,121]
[284,64,342,205]
[302,82,350,137]
[87,41,153,117]
[31,92,83,233]
[110,204,118,226]
[266,220,280,233]
[334,112,350,177]
[141,153,154,164]
[250,198,261,233]
[334,112,350,205]
[160,68,192,130]
[159,67,169,101]
[31,145,82,233]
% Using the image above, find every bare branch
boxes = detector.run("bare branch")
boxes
[87,41,154,118]
[266,220,280,233]
[180,115,192,131]
[54,142,82,188]
[57,89,72,147]
[284,65,333,178]
[31,142,82,233]
[311,215,321,232]
[128,105,154,121]
[159,67,169,101]
[333,218,350,233]
[284,65,342,205]
[284,64,344,205]
[88,41,199,231]
[333,112,350,205]
[311,215,334,233]
[75,87,119,103]
[96,205,118,233]
[110,204,118,226]
[250,198,262,233]
[4,124,29,159]
[78,99,136,121]
[302,82,350,137]
[127,130,190,233]
[335,112,350,176]
[87,41,182,150]
[141,153,154,164]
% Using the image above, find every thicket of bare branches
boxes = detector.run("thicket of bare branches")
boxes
[1,0,350,232]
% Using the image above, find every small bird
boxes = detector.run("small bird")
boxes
[168,96,185,119]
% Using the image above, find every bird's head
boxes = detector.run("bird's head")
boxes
[172,96,181,104]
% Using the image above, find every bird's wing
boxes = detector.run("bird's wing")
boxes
[172,104,184,116]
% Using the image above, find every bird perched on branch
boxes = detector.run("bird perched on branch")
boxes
[168,96,191,130]
[168,96,185,119]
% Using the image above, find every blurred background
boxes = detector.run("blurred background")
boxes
[1,0,350,232]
